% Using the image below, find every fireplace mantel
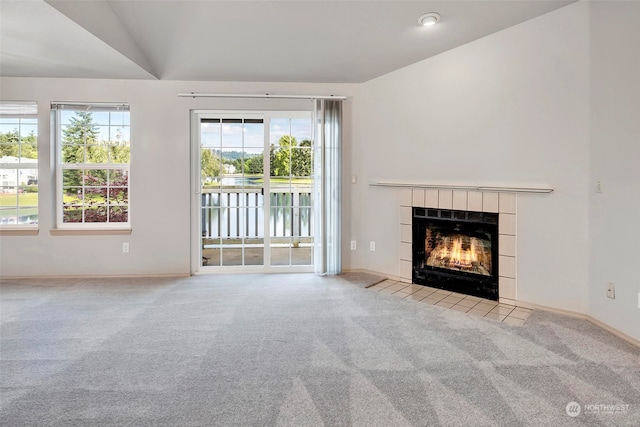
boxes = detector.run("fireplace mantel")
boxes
[370,181,553,194]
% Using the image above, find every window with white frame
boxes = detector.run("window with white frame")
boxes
[0,101,38,227]
[52,103,130,227]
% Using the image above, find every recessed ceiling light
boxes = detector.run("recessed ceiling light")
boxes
[418,12,440,27]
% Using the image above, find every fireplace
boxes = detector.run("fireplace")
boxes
[412,207,499,300]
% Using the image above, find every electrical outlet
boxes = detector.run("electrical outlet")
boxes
[606,282,615,299]
[351,175,357,184]
[637,292,640,309]
[350,240,357,251]
[122,242,129,253]
[369,241,375,251]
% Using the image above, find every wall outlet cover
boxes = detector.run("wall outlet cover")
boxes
[606,282,615,299]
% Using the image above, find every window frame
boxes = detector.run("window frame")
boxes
[52,102,131,230]
[0,101,39,230]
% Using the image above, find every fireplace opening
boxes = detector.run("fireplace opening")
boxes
[412,208,499,300]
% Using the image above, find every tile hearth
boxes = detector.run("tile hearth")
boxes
[368,279,533,326]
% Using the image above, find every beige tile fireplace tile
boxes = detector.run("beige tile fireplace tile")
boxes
[387,283,408,291]
[467,191,483,211]
[499,235,516,257]
[414,288,437,298]
[449,292,467,298]
[400,260,412,280]
[451,304,472,313]
[425,293,446,303]
[407,284,425,294]
[391,291,410,298]
[482,192,499,213]
[412,189,425,207]
[400,189,412,207]
[400,206,412,225]
[484,312,507,321]
[499,193,517,214]
[452,191,468,210]
[425,189,439,208]
[475,301,498,311]
[489,306,515,316]
[400,242,412,261]
[435,301,455,309]
[400,224,412,243]
[499,277,516,300]
[468,308,490,317]
[438,190,453,209]
[499,256,516,278]
[456,298,479,308]
[443,295,464,304]
[499,213,516,236]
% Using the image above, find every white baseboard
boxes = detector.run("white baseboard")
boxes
[584,314,640,349]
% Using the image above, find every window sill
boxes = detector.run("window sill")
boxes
[0,228,39,236]
[50,228,132,236]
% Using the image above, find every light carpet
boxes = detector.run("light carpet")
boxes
[1,274,639,426]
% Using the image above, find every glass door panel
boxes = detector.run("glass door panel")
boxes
[240,119,266,266]
[269,117,314,267]
[200,116,264,267]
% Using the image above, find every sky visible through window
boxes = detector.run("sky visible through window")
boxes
[200,118,311,156]
[0,120,37,139]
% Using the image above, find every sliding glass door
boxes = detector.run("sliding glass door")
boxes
[192,111,314,272]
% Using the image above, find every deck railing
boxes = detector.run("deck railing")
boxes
[201,186,313,242]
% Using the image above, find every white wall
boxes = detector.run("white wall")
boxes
[589,1,640,341]
[0,79,355,276]
[350,2,591,313]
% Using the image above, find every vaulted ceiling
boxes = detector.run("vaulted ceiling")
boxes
[1,0,575,83]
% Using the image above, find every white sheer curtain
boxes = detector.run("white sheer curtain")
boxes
[313,99,342,274]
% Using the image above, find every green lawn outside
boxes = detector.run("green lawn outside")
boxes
[266,177,313,185]
[0,193,38,207]
[1,192,124,207]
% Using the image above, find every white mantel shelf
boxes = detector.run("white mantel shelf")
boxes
[370,181,553,194]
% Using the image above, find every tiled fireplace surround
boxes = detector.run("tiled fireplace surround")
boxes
[399,189,517,305]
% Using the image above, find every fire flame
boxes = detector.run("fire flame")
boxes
[425,233,491,276]
[433,236,478,268]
